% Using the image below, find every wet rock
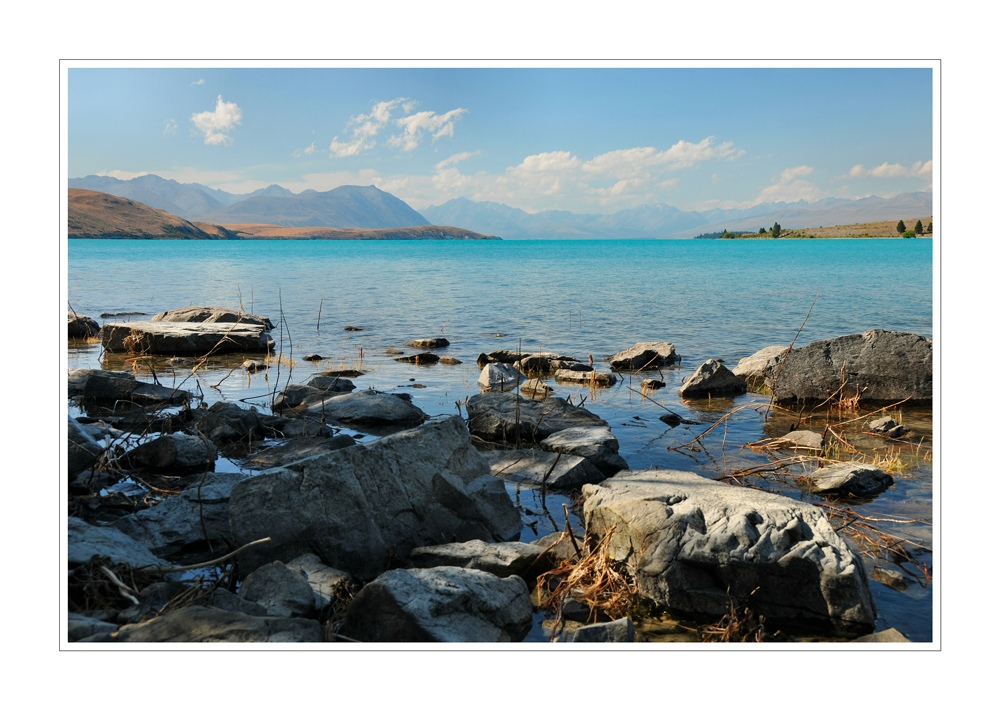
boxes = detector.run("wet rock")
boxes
[481,449,605,489]
[871,567,909,591]
[242,436,356,470]
[302,353,324,361]
[285,554,352,612]
[807,462,894,497]
[852,628,911,643]
[610,342,678,371]
[126,433,218,473]
[868,416,898,433]
[678,359,747,398]
[733,346,786,389]
[102,321,274,356]
[239,561,316,618]
[887,425,911,439]
[299,390,427,434]
[242,359,267,373]
[439,356,462,365]
[521,379,553,397]
[410,540,548,580]
[340,567,533,642]
[395,352,440,364]
[68,309,100,339]
[386,349,404,355]
[69,415,105,475]
[405,337,450,348]
[488,349,529,364]
[272,380,355,413]
[68,516,170,569]
[259,416,334,439]
[317,369,364,378]
[769,330,932,405]
[641,379,665,390]
[466,392,608,445]
[151,306,274,330]
[344,325,364,331]
[476,353,490,368]
[229,417,521,580]
[203,588,269,617]
[68,368,133,397]
[112,473,244,564]
[581,469,876,636]
[569,617,636,643]
[68,613,118,642]
[517,354,575,377]
[116,605,323,642]
[553,369,618,387]
[659,413,697,427]
[187,402,267,443]
[539,426,629,476]
[76,369,190,407]
[774,429,825,451]
[478,362,520,392]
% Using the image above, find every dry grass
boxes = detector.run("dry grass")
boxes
[699,588,776,642]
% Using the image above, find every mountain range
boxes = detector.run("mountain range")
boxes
[68,173,932,238]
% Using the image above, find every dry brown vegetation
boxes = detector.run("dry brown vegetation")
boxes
[782,217,933,239]
[68,189,234,239]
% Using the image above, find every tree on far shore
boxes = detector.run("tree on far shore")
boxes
[915,220,924,234]
[896,220,906,234]
[771,222,781,238]
[928,221,932,234]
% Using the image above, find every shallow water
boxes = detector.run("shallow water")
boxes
[67,238,935,642]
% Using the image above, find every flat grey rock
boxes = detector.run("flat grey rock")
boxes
[242,436,356,470]
[808,462,894,497]
[868,416,898,433]
[482,449,605,489]
[769,330,932,405]
[610,342,678,371]
[678,359,747,398]
[553,369,618,387]
[68,517,170,570]
[126,433,217,472]
[852,628,911,643]
[466,392,608,444]
[340,566,533,642]
[151,306,274,330]
[569,617,636,643]
[299,389,427,434]
[229,417,522,580]
[239,561,316,618]
[68,613,118,642]
[539,426,629,476]
[102,321,274,356]
[404,337,450,348]
[774,429,825,451]
[68,368,133,398]
[76,369,190,406]
[410,540,547,579]
[116,605,323,642]
[581,469,876,636]
[521,379,553,397]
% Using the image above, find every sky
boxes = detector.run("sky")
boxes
[68,66,933,213]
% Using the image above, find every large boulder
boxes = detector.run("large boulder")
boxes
[733,346,786,389]
[466,392,608,445]
[481,449,605,489]
[272,378,355,413]
[539,426,629,476]
[610,342,678,371]
[339,567,533,642]
[678,359,747,398]
[68,368,132,398]
[112,473,244,563]
[229,417,522,580]
[185,402,267,444]
[102,321,274,356]
[298,390,427,434]
[769,330,932,405]
[116,606,322,642]
[75,369,190,407]
[68,517,170,570]
[68,416,105,475]
[68,310,100,339]
[125,433,217,473]
[581,469,876,636]
[242,436,356,470]
[151,306,274,330]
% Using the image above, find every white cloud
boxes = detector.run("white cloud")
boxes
[328,98,408,157]
[96,170,150,181]
[191,79,205,86]
[389,108,468,152]
[163,119,177,136]
[191,95,243,146]
[293,142,317,158]
[845,160,932,179]
[436,151,481,170]
[755,165,822,204]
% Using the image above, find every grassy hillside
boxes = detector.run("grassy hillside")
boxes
[68,189,237,239]
[720,217,933,239]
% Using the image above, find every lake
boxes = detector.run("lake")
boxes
[68,237,935,641]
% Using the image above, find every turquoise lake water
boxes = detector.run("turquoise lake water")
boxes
[67,238,935,642]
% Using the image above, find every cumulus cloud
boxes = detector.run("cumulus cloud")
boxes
[163,119,177,136]
[755,165,822,204]
[389,108,468,152]
[191,79,205,86]
[293,142,317,158]
[191,95,243,146]
[846,160,932,178]
[329,98,408,157]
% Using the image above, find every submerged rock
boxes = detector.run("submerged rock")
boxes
[581,469,876,636]
[302,353,324,361]
[481,449,605,489]
[405,337,450,348]
[229,417,521,580]
[807,462,894,497]
[610,342,678,371]
[678,359,747,398]
[116,606,322,642]
[466,392,608,444]
[151,306,274,330]
[539,426,629,476]
[340,566,533,642]
[102,321,274,356]
[769,330,932,405]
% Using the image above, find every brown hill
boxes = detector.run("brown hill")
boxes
[68,189,237,239]
[723,216,933,240]
[203,223,498,240]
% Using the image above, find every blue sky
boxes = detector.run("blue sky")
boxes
[68,67,932,213]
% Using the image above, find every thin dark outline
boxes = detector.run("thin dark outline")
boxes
[60,58,943,652]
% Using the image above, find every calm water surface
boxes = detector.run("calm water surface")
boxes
[68,238,934,642]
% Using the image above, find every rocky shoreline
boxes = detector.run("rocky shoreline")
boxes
[66,306,930,644]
